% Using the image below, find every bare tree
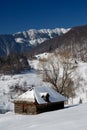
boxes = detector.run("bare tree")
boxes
[41,51,77,99]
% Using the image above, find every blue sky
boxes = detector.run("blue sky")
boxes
[0,0,87,34]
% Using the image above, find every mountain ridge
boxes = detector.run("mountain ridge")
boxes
[13,28,70,46]
[30,25,87,61]
[0,28,70,57]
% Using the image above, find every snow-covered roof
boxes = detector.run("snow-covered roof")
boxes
[14,86,66,104]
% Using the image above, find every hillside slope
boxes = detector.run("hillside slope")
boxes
[31,25,87,61]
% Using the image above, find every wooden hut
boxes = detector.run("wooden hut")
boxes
[13,86,66,114]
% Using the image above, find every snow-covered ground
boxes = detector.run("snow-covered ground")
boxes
[0,53,87,129]
[0,103,87,130]
[0,54,87,111]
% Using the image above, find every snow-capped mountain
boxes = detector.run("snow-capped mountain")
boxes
[0,28,70,57]
[13,28,70,46]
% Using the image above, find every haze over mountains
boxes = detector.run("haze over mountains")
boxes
[0,28,69,57]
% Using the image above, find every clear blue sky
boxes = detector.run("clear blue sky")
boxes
[0,0,87,34]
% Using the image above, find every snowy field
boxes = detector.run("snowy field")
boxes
[1,56,87,111]
[0,53,87,129]
[0,103,87,130]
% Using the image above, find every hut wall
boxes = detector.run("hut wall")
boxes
[14,102,37,114]
[14,101,64,114]
[27,104,37,114]
[36,101,64,113]
[14,103,23,114]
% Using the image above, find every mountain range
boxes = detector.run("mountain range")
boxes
[1,25,87,62]
[0,28,69,57]
[30,25,87,61]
